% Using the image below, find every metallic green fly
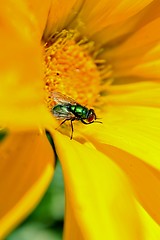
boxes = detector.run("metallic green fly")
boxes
[51,92,102,139]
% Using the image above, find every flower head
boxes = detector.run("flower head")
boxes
[0,0,160,239]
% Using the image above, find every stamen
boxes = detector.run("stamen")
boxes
[43,29,113,110]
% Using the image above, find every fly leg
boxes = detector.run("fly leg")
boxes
[55,119,69,130]
[70,118,75,140]
[81,119,102,124]
[81,119,93,124]
[56,118,75,140]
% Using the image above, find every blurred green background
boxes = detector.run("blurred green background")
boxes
[6,161,64,240]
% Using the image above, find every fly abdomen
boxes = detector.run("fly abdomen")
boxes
[52,104,70,118]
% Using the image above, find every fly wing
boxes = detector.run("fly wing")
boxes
[52,105,75,120]
[51,91,77,106]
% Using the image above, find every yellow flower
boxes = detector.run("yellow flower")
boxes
[0,0,160,239]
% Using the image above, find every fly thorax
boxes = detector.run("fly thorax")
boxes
[81,107,89,119]
[69,105,81,118]
[73,105,88,119]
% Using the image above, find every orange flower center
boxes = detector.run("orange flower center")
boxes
[43,30,112,111]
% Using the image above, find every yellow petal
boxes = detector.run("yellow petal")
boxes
[44,0,84,39]
[26,0,51,37]
[53,132,144,240]
[108,81,160,94]
[0,1,54,129]
[83,106,160,170]
[107,84,160,107]
[93,143,160,225]
[130,60,160,78]
[106,18,160,78]
[91,0,160,47]
[91,14,138,46]
[137,202,160,239]
[0,103,56,132]
[107,18,160,60]
[129,44,160,78]
[71,0,154,37]
[0,131,54,238]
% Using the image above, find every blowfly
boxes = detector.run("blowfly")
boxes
[51,92,102,139]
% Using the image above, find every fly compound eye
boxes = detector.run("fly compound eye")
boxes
[87,109,96,123]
